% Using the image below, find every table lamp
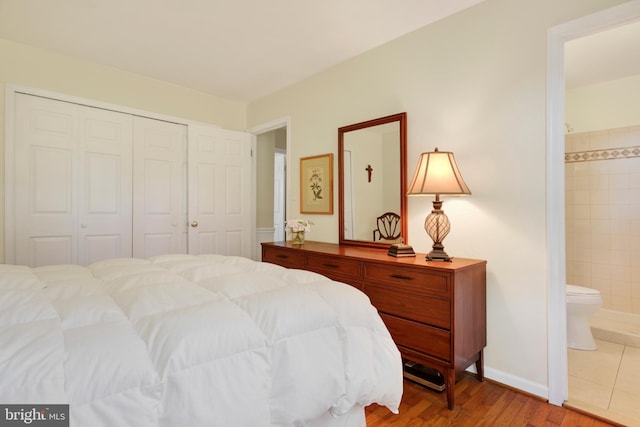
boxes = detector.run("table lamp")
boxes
[407,148,471,261]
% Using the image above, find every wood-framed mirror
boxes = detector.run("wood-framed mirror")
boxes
[338,112,407,248]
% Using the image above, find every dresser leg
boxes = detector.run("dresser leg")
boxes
[445,369,455,410]
[476,350,484,381]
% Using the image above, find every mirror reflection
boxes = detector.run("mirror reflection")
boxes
[338,113,407,248]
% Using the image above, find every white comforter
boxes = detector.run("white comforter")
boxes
[0,254,402,426]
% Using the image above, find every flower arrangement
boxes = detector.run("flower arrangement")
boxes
[285,219,313,233]
[285,219,313,245]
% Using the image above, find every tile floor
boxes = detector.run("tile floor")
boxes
[567,339,640,426]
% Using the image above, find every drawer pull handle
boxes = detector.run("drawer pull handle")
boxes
[276,254,288,259]
[390,274,413,280]
[323,263,339,268]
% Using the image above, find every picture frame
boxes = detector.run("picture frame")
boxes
[300,153,333,214]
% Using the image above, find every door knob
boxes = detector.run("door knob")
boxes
[190,221,198,228]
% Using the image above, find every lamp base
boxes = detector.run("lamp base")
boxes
[426,248,452,262]
[424,198,453,262]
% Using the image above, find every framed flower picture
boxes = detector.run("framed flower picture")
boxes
[300,153,333,214]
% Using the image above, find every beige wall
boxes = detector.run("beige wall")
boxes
[0,39,247,130]
[247,0,628,396]
[0,38,247,263]
[566,74,640,133]
[256,132,276,228]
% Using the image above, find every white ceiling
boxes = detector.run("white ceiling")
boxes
[0,0,485,101]
[0,1,638,101]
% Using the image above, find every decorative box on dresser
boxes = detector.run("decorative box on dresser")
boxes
[261,240,487,410]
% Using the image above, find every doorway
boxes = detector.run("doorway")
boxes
[563,20,640,424]
[249,117,291,259]
[546,1,640,412]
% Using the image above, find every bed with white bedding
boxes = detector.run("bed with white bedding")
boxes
[0,254,402,426]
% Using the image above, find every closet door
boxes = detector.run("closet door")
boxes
[78,107,133,265]
[132,117,187,258]
[13,94,79,266]
[188,125,252,257]
[12,94,133,267]
[9,91,253,266]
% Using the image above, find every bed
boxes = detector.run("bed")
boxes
[0,254,402,426]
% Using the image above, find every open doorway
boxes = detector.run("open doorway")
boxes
[546,2,640,419]
[563,20,640,424]
[249,118,291,259]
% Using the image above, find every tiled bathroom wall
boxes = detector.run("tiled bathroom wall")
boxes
[565,125,640,314]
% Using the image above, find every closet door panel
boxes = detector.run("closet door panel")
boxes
[133,117,187,258]
[188,126,252,257]
[193,161,217,253]
[12,94,134,266]
[14,94,78,266]
[78,107,133,265]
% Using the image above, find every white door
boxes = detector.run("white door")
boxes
[188,125,252,257]
[273,150,286,241]
[132,116,187,258]
[12,94,133,267]
[9,90,252,265]
[78,107,133,265]
[13,94,78,266]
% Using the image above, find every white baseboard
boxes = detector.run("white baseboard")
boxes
[483,366,549,402]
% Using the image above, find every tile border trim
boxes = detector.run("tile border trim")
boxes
[565,146,640,163]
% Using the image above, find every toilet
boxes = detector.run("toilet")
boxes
[566,284,602,350]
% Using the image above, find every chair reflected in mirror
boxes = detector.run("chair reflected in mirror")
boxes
[373,212,401,241]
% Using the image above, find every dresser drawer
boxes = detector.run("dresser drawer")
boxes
[262,246,306,268]
[364,263,449,296]
[366,284,450,329]
[305,254,362,280]
[380,313,451,363]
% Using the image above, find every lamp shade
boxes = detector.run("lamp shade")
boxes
[407,148,471,196]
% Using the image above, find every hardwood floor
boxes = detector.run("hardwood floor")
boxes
[366,374,621,426]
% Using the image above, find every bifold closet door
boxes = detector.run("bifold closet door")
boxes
[78,107,133,265]
[12,94,133,267]
[9,91,251,266]
[132,116,187,258]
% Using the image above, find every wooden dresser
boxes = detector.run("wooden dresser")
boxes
[261,241,486,410]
